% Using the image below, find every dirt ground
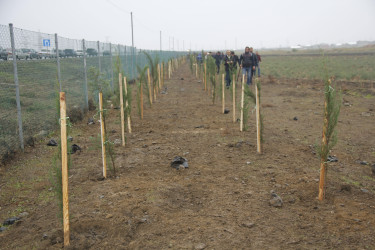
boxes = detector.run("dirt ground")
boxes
[1,62,375,249]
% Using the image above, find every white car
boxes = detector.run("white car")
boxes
[76,50,84,57]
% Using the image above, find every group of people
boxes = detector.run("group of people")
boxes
[200,47,261,88]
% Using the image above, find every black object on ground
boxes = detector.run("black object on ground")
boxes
[171,156,188,170]
[47,139,58,146]
[87,118,95,125]
[71,144,82,154]
[3,217,20,226]
[327,155,338,162]
[224,109,230,114]
[293,117,298,121]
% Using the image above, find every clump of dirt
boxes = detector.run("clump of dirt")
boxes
[67,106,84,123]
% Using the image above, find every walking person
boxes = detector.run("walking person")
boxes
[255,51,261,77]
[231,51,239,69]
[223,50,235,88]
[239,47,257,85]
[249,47,258,78]
[214,51,222,74]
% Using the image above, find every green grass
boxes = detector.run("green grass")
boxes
[261,53,375,81]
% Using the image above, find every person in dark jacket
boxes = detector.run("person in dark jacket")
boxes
[255,51,261,77]
[239,46,257,85]
[214,51,222,74]
[231,51,239,70]
[223,50,235,88]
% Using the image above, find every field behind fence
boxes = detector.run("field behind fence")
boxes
[0,23,185,163]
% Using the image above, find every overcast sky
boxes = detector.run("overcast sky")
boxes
[1,0,374,51]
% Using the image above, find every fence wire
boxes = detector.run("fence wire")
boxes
[0,23,186,164]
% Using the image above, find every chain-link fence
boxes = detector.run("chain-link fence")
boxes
[0,23,186,164]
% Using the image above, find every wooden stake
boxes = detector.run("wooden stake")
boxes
[161,63,164,87]
[140,82,144,120]
[119,73,125,146]
[195,63,198,78]
[147,68,153,104]
[124,76,132,134]
[240,74,245,132]
[59,92,70,247]
[168,61,171,79]
[222,73,225,114]
[319,81,330,200]
[158,64,161,91]
[233,73,236,123]
[153,84,157,101]
[255,78,262,154]
[99,92,107,178]
[204,62,207,91]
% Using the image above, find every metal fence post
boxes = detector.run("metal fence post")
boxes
[9,23,24,151]
[82,39,88,111]
[125,46,127,76]
[55,33,62,92]
[110,43,114,91]
[97,41,101,73]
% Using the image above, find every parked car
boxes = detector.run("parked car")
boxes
[64,49,77,57]
[14,49,29,60]
[21,49,40,59]
[86,48,97,56]
[53,49,66,58]
[103,50,111,56]
[76,50,83,57]
[39,49,53,59]
[0,49,8,60]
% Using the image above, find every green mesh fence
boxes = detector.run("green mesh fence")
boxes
[0,23,186,164]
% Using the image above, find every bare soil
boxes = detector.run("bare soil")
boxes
[1,62,375,249]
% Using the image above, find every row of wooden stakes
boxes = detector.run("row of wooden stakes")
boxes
[58,56,184,246]
[195,61,262,154]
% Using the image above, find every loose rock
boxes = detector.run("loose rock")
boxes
[171,156,188,170]
[195,243,206,250]
[47,139,58,146]
[19,212,29,218]
[340,184,351,192]
[242,222,255,228]
[269,191,283,207]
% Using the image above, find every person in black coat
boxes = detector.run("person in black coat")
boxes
[214,51,222,74]
[239,47,257,85]
[223,50,235,87]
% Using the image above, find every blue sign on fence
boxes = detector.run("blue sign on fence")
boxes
[43,39,50,47]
